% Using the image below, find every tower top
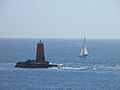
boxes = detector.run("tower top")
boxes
[40,40,42,43]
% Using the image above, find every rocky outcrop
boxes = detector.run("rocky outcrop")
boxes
[15,59,57,68]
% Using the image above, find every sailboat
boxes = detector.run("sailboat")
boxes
[80,37,89,57]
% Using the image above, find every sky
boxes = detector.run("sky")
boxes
[0,0,120,39]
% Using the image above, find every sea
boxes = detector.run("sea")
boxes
[0,38,120,90]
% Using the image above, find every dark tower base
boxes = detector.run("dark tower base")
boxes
[36,56,45,62]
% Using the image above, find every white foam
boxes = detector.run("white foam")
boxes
[0,63,15,65]
[49,63,63,66]
[60,66,88,70]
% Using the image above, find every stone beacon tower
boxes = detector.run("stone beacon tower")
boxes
[15,40,57,68]
[36,40,45,62]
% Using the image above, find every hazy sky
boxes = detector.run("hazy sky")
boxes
[0,0,120,39]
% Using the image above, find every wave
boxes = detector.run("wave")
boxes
[60,66,87,70]
[1,62,120,71]
[0,63,15,65]
[49,63,63,66]
[49,63,120,71]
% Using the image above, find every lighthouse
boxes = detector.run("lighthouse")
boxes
[15,40,57,68]
[36,40,45,62]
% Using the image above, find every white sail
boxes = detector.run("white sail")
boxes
[80,49,84,56]
[80,37,89,56]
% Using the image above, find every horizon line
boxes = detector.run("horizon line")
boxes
[0,37,120,40]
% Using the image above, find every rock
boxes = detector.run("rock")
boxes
[15,59,58,68]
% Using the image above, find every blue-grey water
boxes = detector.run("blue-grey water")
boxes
[0,38,120,90]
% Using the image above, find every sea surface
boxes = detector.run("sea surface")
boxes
[0,38,120,90]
